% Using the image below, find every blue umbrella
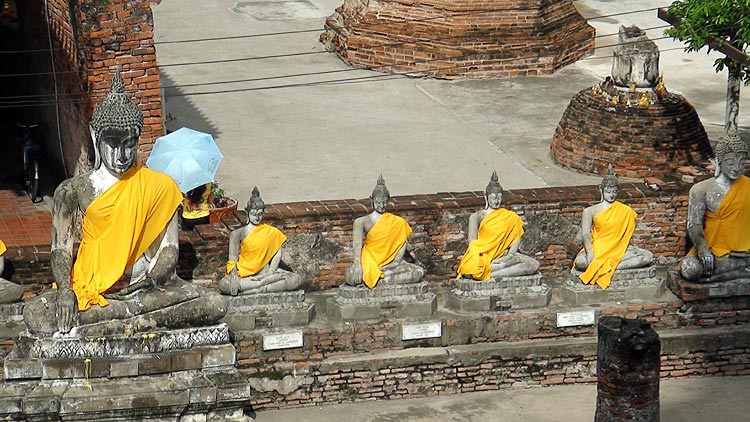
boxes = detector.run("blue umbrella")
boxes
[146,127,223,193]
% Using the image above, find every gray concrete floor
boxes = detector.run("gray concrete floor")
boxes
[152,0,750,204]
[253,375,750,421]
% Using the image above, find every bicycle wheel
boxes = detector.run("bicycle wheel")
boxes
[28,160,40,203]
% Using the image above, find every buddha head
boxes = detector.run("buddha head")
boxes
[245,186,265,225]
[370,175,390,214]
[89,69,144,177]
[484,171,503,210]
[714,130,748,181]
[600,164,619,203]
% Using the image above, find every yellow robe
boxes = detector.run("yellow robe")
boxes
[579,201,636,289]
[691,175,750,257]
[227,224,286,277]
[0,240,6,256]
[361,213,412,288]
[457,208,524,280]
[71,166,183,311]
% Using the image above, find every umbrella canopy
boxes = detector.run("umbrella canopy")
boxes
[146,127,223,193]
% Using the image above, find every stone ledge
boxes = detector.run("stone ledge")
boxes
[668,270,750,301]
[317,325,750,374]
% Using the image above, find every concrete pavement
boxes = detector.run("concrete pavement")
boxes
[152,0,750,204]
[252,375,750,421]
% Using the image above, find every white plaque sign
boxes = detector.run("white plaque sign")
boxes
[556,310,596,328]
[263,331,304,351]
[402,322,442,340]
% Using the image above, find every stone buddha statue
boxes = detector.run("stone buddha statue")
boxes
[218,187,302,295]
[457,171,539,280]
[345,175,425,288]
[23,70,226,336]
[0,239,24,304]
[680,131,750,282]
[574,166,654,289]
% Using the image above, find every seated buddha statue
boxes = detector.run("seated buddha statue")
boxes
[345,175,424,288]
[574,165,654,289]
[218,187,302,295]
[680,131,750,282]
[0,239,24,304]
[23,70,226,336]
[457,171,539,280]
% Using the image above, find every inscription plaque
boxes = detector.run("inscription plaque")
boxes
[557,310,596,328]
[263,331,304,351]
[402,322,442,340]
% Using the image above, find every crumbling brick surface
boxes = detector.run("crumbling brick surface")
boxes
[321,0,595,79]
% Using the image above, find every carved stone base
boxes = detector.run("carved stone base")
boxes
[326,282,437,322]
[0,301,23,322]
[668,270,750,301]
[1,324,252,421]
[445,274,551,313]
[559,266,664,305]
[221,290,315,330]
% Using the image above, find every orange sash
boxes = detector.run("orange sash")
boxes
[457,208,524,280]
[71,166,182,311]
[579,201,636,289]
[361,213,412,288]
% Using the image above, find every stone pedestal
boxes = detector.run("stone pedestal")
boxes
[221,290,315,330]
[595,316,660,422]
[0,324,254,421]
[326,282,436,322]
[668,271,750,301]
[445,274,551,313]
[0,301,23,323]
[559,266,664,305]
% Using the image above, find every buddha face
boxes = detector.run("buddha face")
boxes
[486,191,502,209]
[371,194,389,214]
[718,152,747,181]
[246,206,265,225]
[98,127,139,177]
[601,184,618,203]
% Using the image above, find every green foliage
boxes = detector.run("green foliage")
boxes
[665,0,750,82]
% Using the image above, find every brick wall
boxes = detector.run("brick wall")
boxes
[551,88,714,179]
[321,0,595,79]
[177,182,689,290]
[14,0,163,176]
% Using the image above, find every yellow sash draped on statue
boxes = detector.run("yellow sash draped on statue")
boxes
[361,213,412,288]
[0,240,6,256]
[579,201,636,289]
[227,224,286,277]
[71,166,182,311]
[457,208,524,280]
[691,175,750,257]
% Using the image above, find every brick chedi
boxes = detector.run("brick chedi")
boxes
[551,26,712,179]
[550,85,713,179]
[321,0,595,79]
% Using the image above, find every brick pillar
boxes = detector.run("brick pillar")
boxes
[78,0,164,165]
[595,316,660,422]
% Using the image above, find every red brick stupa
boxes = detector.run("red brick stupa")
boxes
[551,26,713,179]
[321,0,595,79]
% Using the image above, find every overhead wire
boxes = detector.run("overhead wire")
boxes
[0,4,695,106]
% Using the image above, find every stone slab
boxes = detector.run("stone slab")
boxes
[326,292,437,322]
[221,290,316,330]
[558,266,664,305]
[0,368,252,420]
[668,270,750,301]
[4,344,238,381]
[14,323,231,359]
[0,301,23,322]
[445,274,552,312]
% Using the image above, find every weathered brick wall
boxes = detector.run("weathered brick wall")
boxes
[551,88,714,179]
[243,327,750,410]
[178,182,689,290]
[321,0,595,79]
[14,0,163,176]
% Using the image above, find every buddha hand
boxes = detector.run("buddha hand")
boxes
[55,286,78,333]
